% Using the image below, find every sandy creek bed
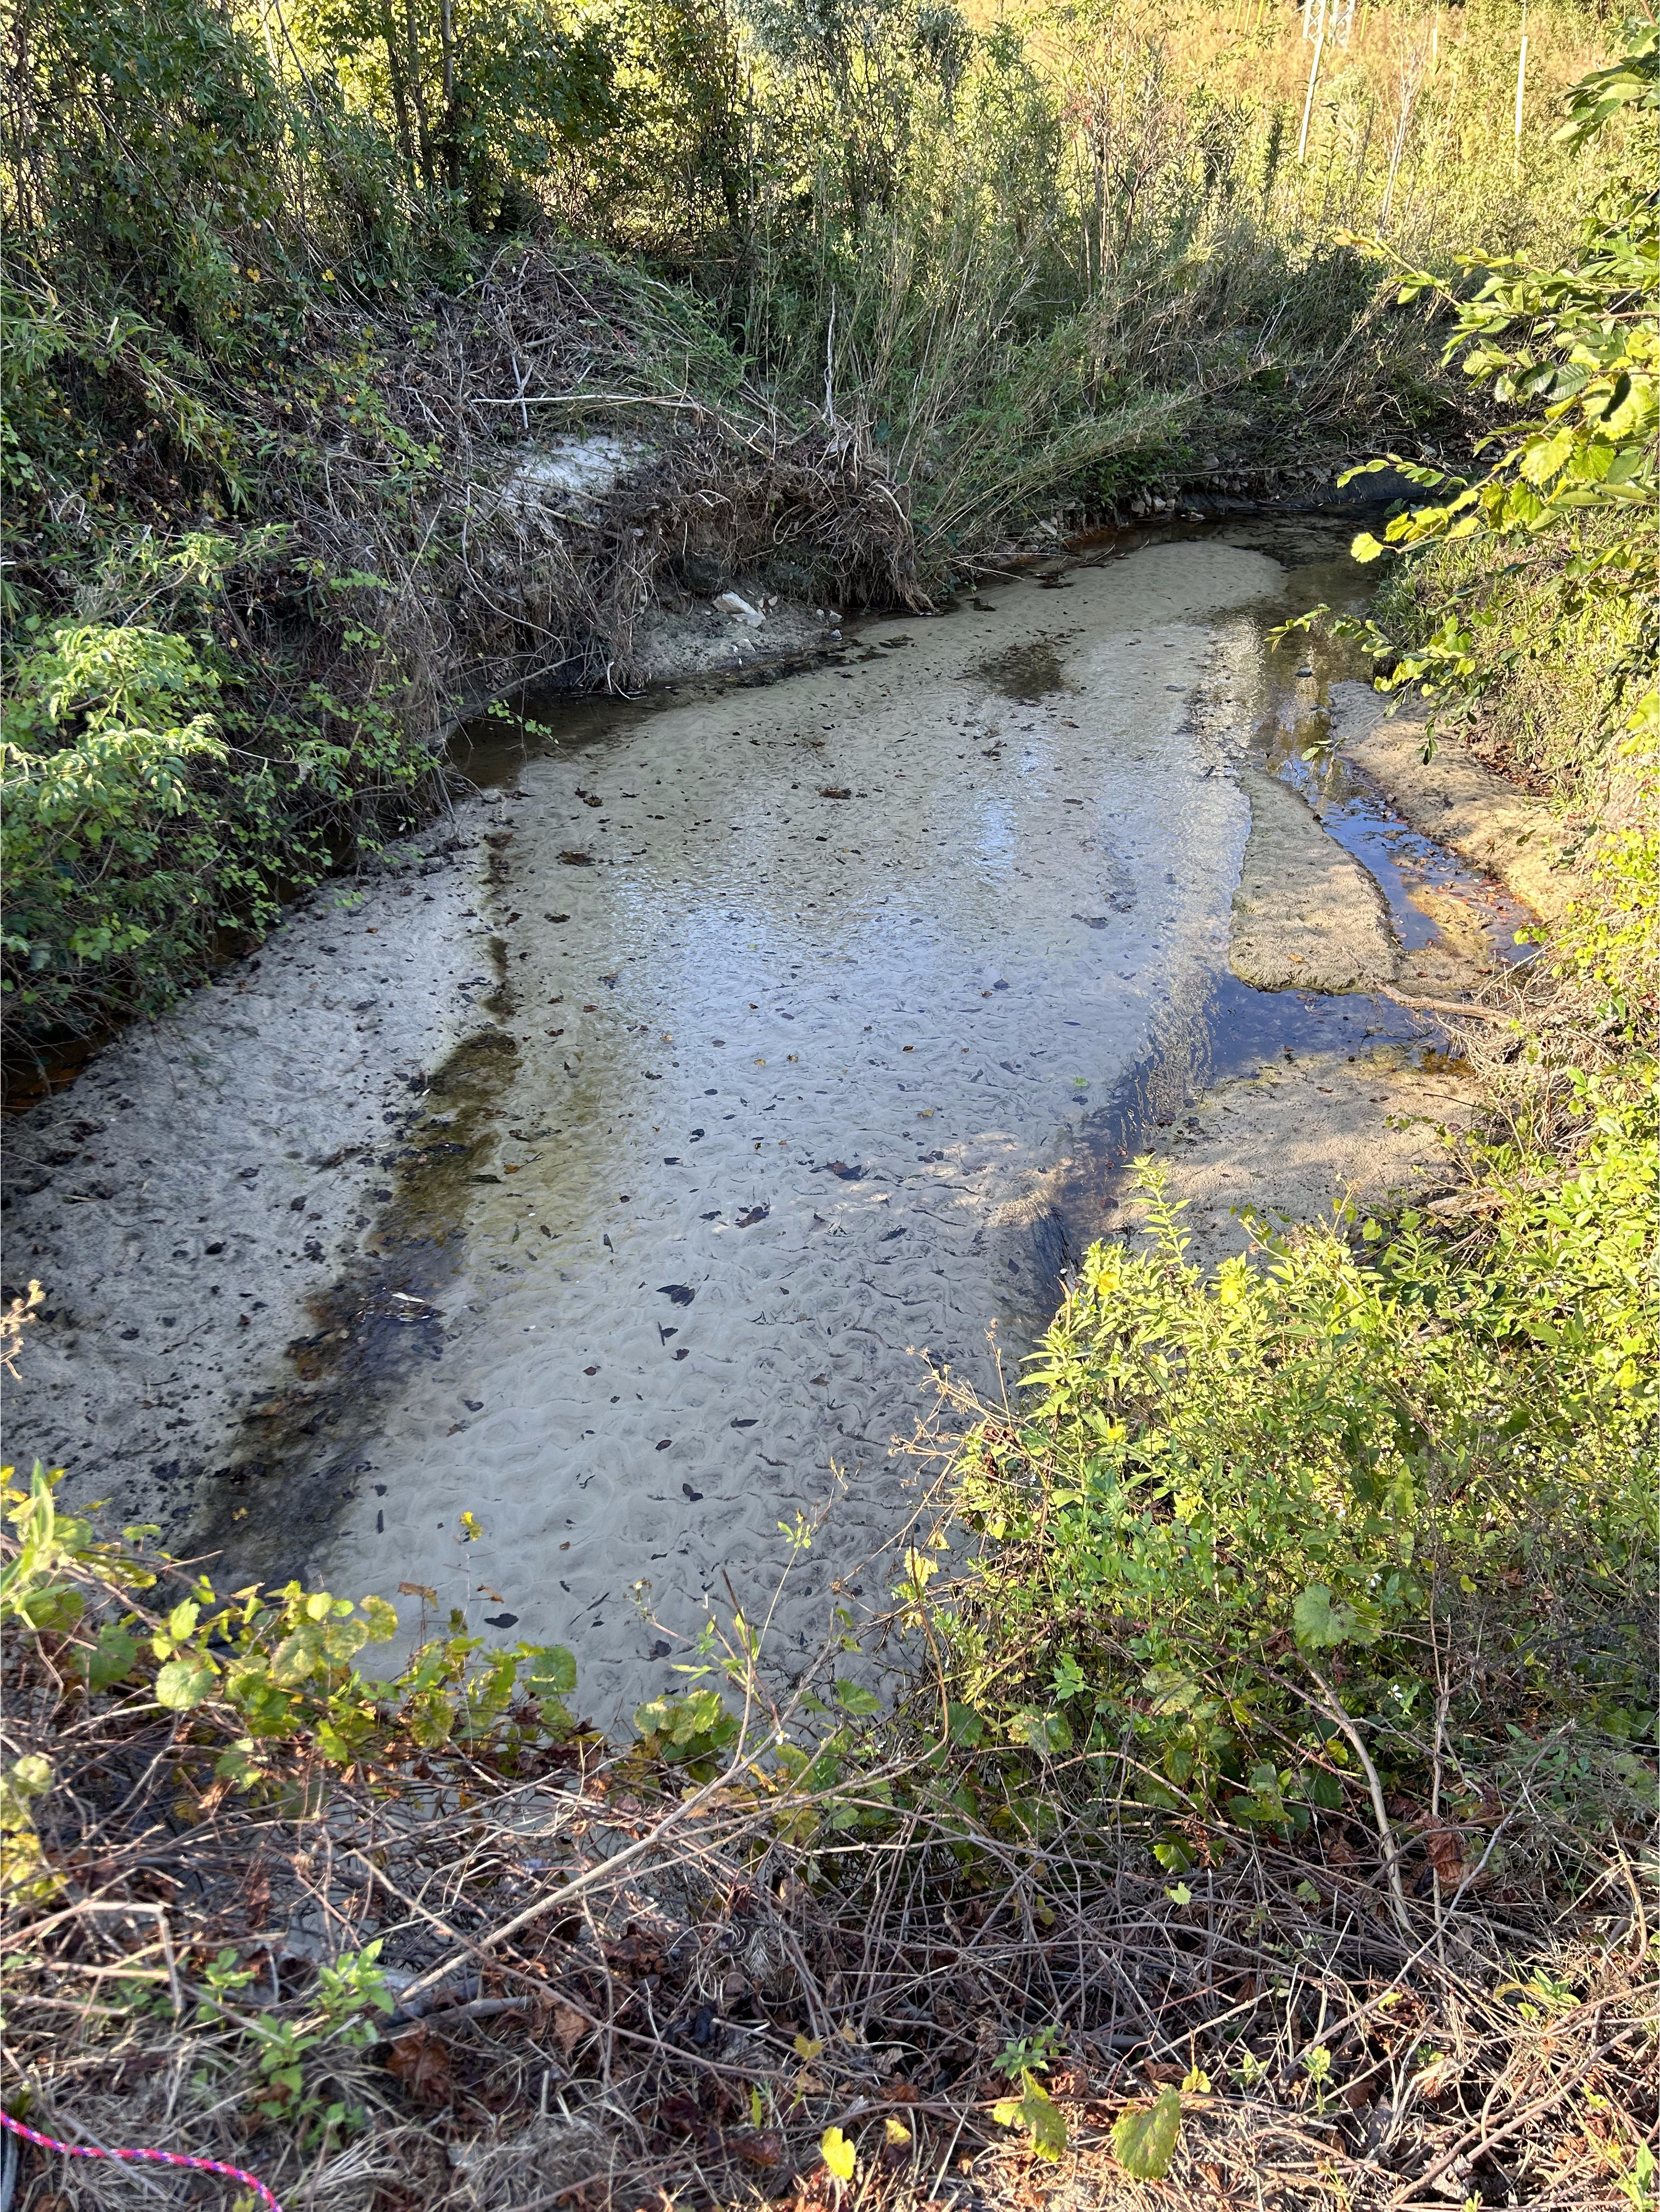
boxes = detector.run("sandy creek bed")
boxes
[4,521,1543,1729]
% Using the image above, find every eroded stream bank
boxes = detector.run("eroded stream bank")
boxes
[5,521,1545,1727]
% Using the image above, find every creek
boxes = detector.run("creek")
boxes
[4,520,1531,1732]
[260,519,1524,1726]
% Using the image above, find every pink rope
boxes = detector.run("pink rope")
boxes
[0,2107,284,2210]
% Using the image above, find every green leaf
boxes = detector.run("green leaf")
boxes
[87,1622,140,1689]
[833,1678,883,1716]
[270,1624,324,1686]
[1292,1584,1380,1650]
[1112,2085,1182,2180]
[16,1582,84,1633]
[155,1651,216,1709]
[213,1738,269,1787]
[992,2072,1068,2160]
[524,1643,578,1696]
[406,1691,455,1749]
[1009,1707,1072,1754]
[821,2126,857,2181]
[673,1688,726,1741]
[321,1617,369,1663]
[0,1753,54,1827]
[359,1594,399,1641]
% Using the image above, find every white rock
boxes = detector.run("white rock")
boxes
[714,591,765,626]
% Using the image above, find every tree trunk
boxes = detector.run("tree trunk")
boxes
[379,2,417,185]
[404,0,436,191]
[438,0,459,194]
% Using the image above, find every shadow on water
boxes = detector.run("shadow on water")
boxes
[968,636,1080,700]
[195,975,526,1584]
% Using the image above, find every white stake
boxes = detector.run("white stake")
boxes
[1297,18,1328,160]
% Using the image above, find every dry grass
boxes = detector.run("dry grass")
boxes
[1004,0,1613,260]
[3,1531,1653,2212]
[213,241,922,736]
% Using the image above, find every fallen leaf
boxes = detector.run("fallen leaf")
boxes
[821,2126,856,2181]
[1112,2085,1182,2180]
[551,2000,588,2055]
[1422,1825,1465,1881]
[385,2026,451,2103]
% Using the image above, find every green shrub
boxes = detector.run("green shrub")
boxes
[1291,25,1657,1015]
[934,1078,1656,1832]
[1,622,230,1032]
[0,1462,584,1833]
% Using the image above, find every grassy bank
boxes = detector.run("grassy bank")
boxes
[925,15,1659,1804]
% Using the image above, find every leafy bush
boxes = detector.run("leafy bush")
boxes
[1293,25,1657,1017]
[1,623,229,1029]
[933,1079,1656,1838]
[1,1462,584,1843]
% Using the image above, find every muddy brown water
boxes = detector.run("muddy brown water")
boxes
[201,521,1528,1728]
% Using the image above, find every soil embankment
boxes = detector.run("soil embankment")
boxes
[1331,679,1580,921]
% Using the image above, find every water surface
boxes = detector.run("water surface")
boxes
[269,526,1511,1723]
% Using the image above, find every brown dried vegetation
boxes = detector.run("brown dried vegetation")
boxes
[2,1531,1653,2212]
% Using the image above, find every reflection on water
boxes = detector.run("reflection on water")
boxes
[222,521,1524,1725]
